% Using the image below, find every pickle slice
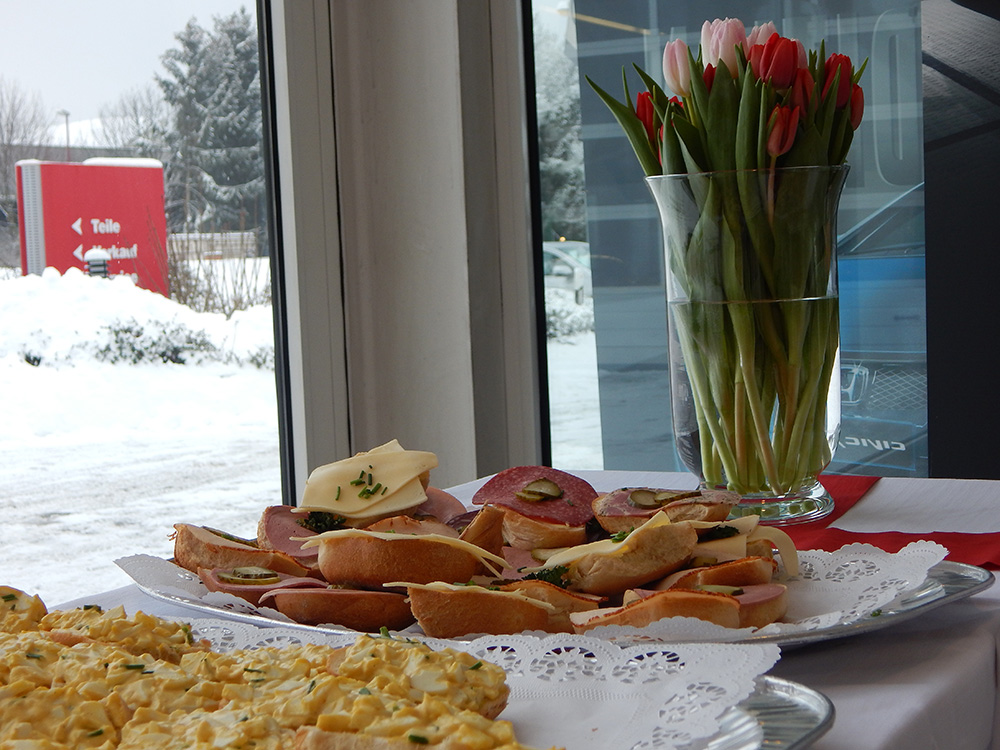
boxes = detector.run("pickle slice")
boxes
[217,567,281,585]
[515,477,563,502]
[627,488,700,508]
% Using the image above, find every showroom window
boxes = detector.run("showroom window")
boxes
[532,0,933,478]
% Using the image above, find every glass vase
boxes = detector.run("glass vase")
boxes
[647,166,849,525]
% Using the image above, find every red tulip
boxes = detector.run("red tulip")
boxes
[767,105,800,157]
[758,33,799,89]
[748,44,765,78]
[823,53,853,108]
[849,84,864,129]
[789,67,814,113]
[636,91,656,143]
[703,63,717,93]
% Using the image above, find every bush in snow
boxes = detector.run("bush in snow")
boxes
[93,319,223,365]
[545,288,594,339]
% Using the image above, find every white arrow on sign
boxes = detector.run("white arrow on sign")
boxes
[71,218,83,235]
[73,245,84,261]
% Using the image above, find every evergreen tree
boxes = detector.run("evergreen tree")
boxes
[158,8,263,238]
[533,22,587,242]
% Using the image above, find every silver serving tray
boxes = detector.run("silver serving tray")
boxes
[743,560,993,648]
[701,675,834,750]
[127,559,994,649]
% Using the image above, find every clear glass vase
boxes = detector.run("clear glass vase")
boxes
[647,166,849,525]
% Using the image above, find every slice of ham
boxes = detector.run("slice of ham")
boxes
[256,505,320,566]
[412,486,467,523]
[471,466,597,526]
[198,567,328,605]
[365,515,459,537]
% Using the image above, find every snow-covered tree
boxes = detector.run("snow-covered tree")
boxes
[158,8,264,237]
[533,21,587,242]
[97,84,171,159]
[0,77,49,203]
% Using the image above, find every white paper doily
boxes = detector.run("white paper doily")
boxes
[116,541,948,643]
[185,617,780,750]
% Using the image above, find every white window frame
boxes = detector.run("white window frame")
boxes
[265,0,543,496]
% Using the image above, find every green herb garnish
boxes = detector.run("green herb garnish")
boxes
[610,528,634,543]
[698,525,742,542]
[298,511,348,533]
[521,564,571,589]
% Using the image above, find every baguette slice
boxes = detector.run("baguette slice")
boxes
[173,523,313,577]
[308,531,507,590]
[259,588,415,631]
[654,556,777,591]
[406,583,554,638]
[735,583,788,629]
[532,513,697,596]
[570,588,741,632]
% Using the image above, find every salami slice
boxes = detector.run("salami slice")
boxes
[471,466,596,527]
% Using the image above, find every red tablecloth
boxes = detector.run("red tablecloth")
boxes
[783,474,1000,569]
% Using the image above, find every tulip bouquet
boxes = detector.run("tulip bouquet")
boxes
[588,19,866,501]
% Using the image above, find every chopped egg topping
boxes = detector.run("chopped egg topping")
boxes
[0,588,548,750]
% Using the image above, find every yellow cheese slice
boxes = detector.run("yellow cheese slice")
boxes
[747,526,799,576]
[298,530,509,576]
[533,511,675,569]
[385,581,559,613]
[297,440,439,518]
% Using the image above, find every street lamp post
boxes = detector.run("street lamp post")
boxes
[56,109,70,161]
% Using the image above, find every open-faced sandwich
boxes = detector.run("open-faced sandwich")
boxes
[170,445,800,638]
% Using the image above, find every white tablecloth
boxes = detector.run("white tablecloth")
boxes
[57,471,1000,750]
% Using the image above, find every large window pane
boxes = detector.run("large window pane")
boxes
[534,0,930,478]
[0,1,279,604]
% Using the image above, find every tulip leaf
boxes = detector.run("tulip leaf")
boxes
[585,75,662,176]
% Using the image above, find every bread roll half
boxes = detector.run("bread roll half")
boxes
[571,588,741,632]
[173,523,312,577]
[311,531,506,590]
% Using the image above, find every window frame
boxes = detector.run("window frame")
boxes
[260,0,546,499]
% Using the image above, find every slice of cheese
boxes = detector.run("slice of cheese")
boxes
[297,440,439,518]
[385,581,560,614]
[298,530,509,576]
[534,511,675,569]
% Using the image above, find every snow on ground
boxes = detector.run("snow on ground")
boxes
[0,268,601,605]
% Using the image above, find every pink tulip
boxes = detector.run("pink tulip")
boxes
[747,21,778,48]
[823,53,853,108]
[849,84,864,129]
[662,39,691,97]
[636,91,656,143]
[701,18,747,77]
[767,105,800,157]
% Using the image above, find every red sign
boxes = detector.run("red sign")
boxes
[16,158,169,296]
